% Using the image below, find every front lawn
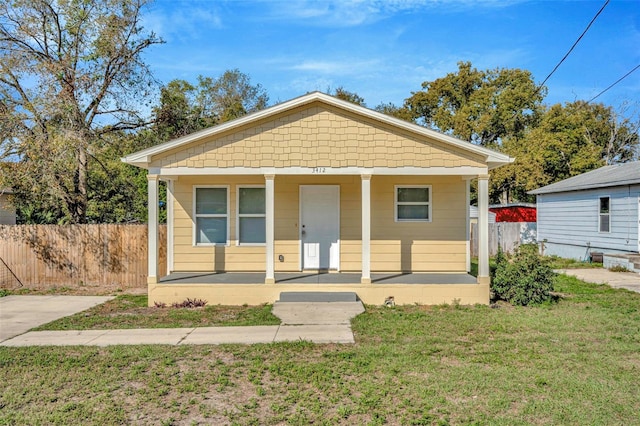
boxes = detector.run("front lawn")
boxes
[32,295,281,330]
[1,274,639,425]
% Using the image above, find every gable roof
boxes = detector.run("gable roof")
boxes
[123,91,513,170]
[529,161,640,195]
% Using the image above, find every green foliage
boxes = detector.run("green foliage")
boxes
[405,61,545,146]
[0,0,162,224]
[374,102,414,121]
[330,86,366,106]
[492,244,555,305]
[490,101,639,203]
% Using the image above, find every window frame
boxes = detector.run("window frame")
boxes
[598,196,610,233]
[193,185,230,246]
[236,185,266,246]
[394,185,432,223]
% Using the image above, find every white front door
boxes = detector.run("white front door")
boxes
[637,196,640,253]
[300,185,340,270]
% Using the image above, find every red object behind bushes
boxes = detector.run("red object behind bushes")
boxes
[489,205,537,222]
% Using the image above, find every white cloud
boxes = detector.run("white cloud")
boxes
[259,0,526,27]
[142,4,223,42]
[288,59,381,75]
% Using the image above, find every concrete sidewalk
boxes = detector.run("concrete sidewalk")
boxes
[558,268,640,294]
[0,324,356,346]
[0,295,364,346]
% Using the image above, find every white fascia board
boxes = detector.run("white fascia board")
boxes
[120,156,151,168]
[123,91,511,169]
[149,166,489,176]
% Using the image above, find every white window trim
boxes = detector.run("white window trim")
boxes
[193,185,230,246]
[598,196,610,233]
[394,185,432,222]
[236,185,266,246]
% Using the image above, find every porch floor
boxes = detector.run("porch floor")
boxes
[159,272,477,285]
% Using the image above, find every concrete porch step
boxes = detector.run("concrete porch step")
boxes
[272,301,365,325]
[278,291,359,303]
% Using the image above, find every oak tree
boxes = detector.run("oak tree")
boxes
[0,0,161,223]
[405,61,545,146]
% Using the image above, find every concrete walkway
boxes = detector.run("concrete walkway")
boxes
[558,268,640,293]
[0,324,356,346]
[0,295,114,342]
[0,296,364,346]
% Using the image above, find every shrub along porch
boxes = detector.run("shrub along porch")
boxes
[123,92,512,305]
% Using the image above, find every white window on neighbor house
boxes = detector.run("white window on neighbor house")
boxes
[237,186,266,245]
[599,196,610,233]
[395,185,432,222]
[194,186,229,245]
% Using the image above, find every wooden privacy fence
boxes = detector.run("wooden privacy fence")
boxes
[470,222,537,257]
[0,225,166,291]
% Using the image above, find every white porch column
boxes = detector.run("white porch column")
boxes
[465,178,471,273]
[477,174,490,284]
[147,174,160,284]
[265,174,275,284]
[166,179,175,275]
[361,174,372,284]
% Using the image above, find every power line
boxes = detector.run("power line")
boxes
[587,63,640,103]
[535,0,610,94]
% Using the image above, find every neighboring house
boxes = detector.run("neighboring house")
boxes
[123,92,512,305]
[530,162,640,264]
[470,205,496,224]
[489,203,537,222]
[0,189,16,225]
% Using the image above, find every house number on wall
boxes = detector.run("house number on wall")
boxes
[312,167,326,173]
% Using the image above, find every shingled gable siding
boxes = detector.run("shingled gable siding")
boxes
[170,175,467,274]
[149,105,485,170]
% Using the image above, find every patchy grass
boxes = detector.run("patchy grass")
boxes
[2,274,640,425]
[547,255,603,269]
[33,295,280,330]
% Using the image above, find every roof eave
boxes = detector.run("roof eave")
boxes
[530,179,640,195]
[121,155,150,168]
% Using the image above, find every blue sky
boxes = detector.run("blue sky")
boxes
[141,0,640,111]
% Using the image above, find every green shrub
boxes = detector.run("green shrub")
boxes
[491,244,555,306]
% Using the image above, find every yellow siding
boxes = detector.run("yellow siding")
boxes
[150,103,484,169]
[171,175,466,274]
[368,176,467,272]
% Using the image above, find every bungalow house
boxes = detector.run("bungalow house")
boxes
[123,92,513,305]
[530,162,640,271]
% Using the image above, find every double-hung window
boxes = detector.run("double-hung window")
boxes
[194,187,228,245]
[599,196,610,233]
[395,186,431,222]
[237,186,266,244]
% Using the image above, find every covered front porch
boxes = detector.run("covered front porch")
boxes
[123,92,511,306]
[152,271,486,305]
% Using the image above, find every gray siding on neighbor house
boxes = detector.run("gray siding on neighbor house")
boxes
[537,184,639,257]
[0,194,16,225]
